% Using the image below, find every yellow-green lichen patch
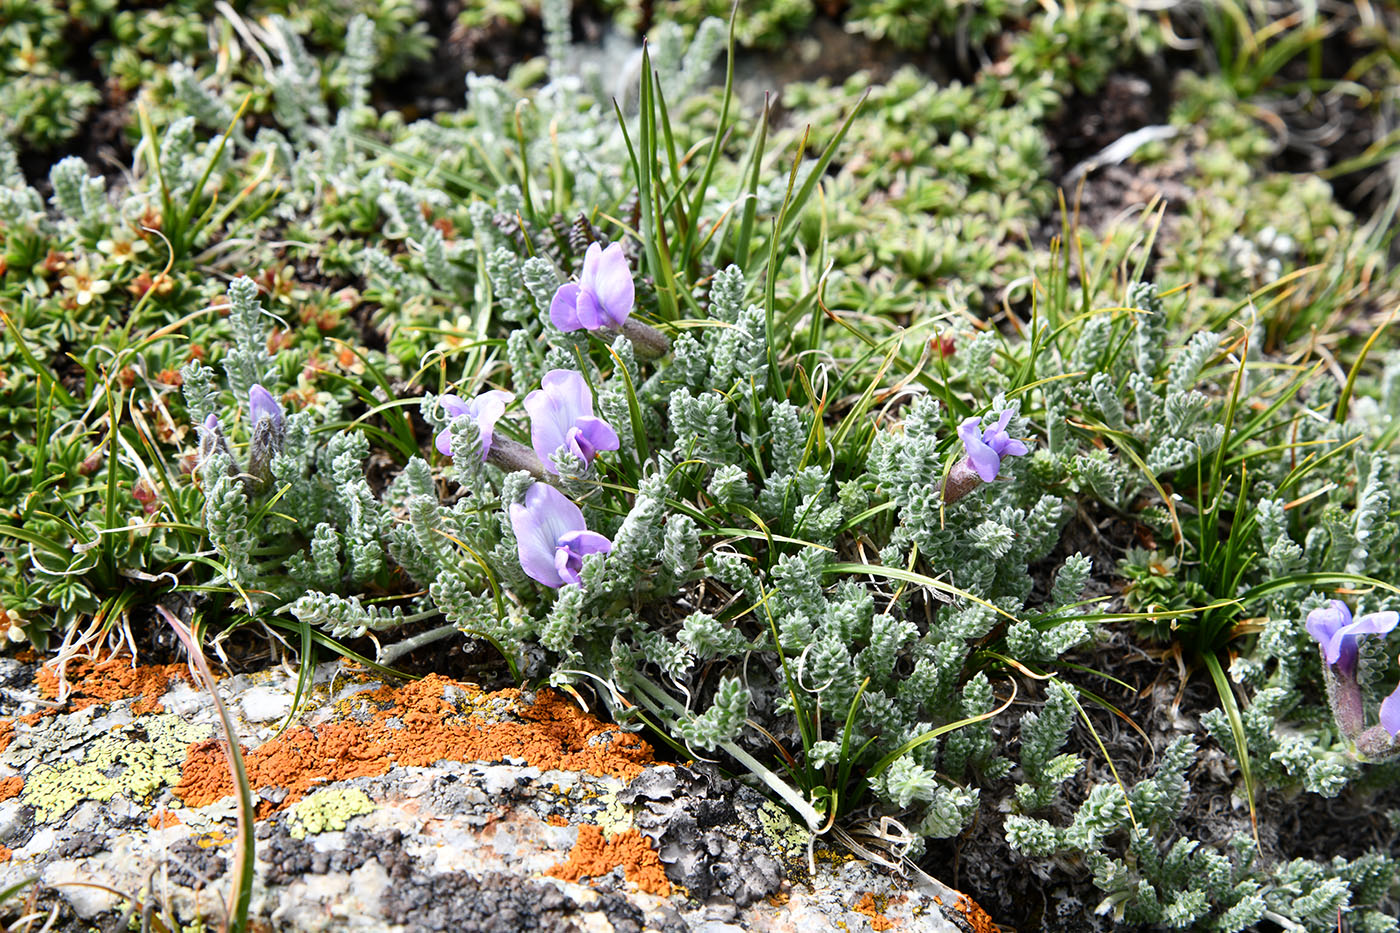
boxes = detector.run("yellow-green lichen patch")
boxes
[286,787,376,839]
[757,800,812,861]
[21,714,211,823]
[593,790,634,836]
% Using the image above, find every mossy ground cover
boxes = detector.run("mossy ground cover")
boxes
[1,0,1399,929]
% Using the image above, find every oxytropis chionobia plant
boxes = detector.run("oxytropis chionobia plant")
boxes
[191,233,1091,852]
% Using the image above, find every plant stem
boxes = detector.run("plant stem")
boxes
[378,622,461,666]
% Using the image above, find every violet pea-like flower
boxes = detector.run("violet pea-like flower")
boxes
[1305,600,1398,679]
[524,370,619,474]
[510,482,612,588]
[434,390,514,461]
[1382,682,1400,738]
[198,413,226,466]
[249,384,284,431]
[549,242,634,333]
[958,410,1029,482]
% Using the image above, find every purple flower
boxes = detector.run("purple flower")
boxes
[549,242,634,332]
[957,410,1029,483]
[1305,600,1398,678]
[510,482,612,588]
[524,370,620,474]
[435,390,514,460]
[248,384,284,431]
[1382,682,1400,738]
[198,413,224,463]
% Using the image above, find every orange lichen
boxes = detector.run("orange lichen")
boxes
[548,824,670,896]
[36,655,190,712]
[0,712,54,753]
[175,676,654,813]
[855,892,895,931]
[0,777,22,802]
[954,895,999,933]
[546,814,570,827]
[147,811,181,829]
[0,654,191,750]
[0,845,10,862]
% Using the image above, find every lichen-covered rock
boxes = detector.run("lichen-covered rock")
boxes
[0,655,982,931]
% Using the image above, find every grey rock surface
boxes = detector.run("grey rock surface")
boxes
[0,656,989,932]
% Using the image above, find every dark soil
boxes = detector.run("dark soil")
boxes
[1036,70,1190,250]
[1244,14,1398,217]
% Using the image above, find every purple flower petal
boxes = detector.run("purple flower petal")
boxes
[199,413,224,463]
[575,287,606,331]
[578,243,602,285]
[559,529,612,556]
[249,384,283,431]
[1380,682,1400,738]
[435,390,514,459]
[958,410,1030,483]
[1343,611,1399,638]
[440,395,471,419]
[1307,602,1398,677]
[509,483,610,589]
[546,242,634,333]
[958,416,1001,483]
[554,529,613,586]
[1335,610,1400,677]
[434,395,468,456]
[1306,601,1351,661]
[567,415,620,464]
[511,483,586,588]
[999,438,1030,458]
[588,243,634,328]
[468,389,513,460]
[550,282,584,332]
[525,370,617,473]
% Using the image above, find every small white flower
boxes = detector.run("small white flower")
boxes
[97,233,150,266]
[59,257,112,306]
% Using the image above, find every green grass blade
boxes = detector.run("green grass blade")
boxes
[728,94,770,271]
[774,90,868,264]
[1336,311,1393,423]
[1203,650,1259,850]
[275,617,317,738]
[680,7,736,269]
[868,680,1017,779]
[157,606,255,933]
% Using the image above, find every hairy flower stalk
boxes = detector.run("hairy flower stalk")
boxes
[548,241,669,357]
[1306,600,1400,758]
[510,481,612,588]
[944,410,1030,504]
[525,369,620,475]
[618,317,671,358]
[486,436,546,477]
